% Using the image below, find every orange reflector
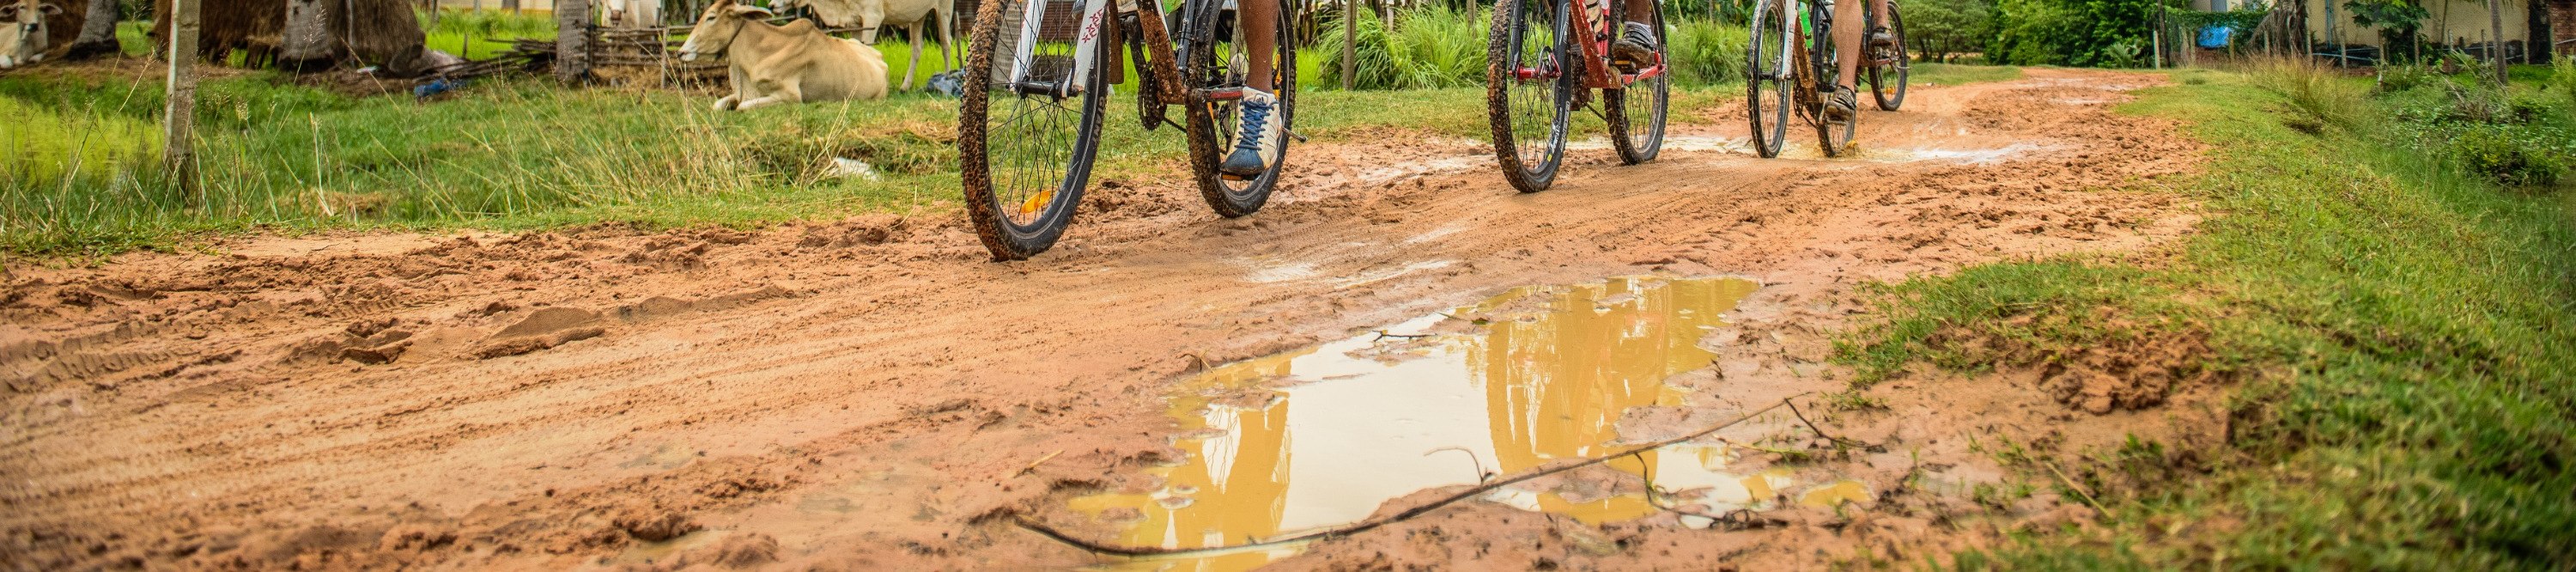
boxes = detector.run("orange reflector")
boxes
[1018,188,1055,216]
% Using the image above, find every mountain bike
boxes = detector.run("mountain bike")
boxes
[1862,0,1907,111]
[1486,0,1670,193]
[958,0,1298,260]
[1744,0,1863,157]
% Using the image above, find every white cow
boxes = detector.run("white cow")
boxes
[677,0,890,110]
[772,0,953,91]
[0,0,60,69]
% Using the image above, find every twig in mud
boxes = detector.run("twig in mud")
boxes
[2041,459,2110,516]
[1425,447,1494,483]
[1784,398,1870,448]
[1012,395,1814,557]
[1372,331,1434,340]
[1015,450,1064,477]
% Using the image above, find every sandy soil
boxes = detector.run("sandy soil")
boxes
[3,68,2217,570]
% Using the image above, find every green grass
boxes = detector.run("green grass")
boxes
[1838,68,2576,568]
[0,58,1759,257]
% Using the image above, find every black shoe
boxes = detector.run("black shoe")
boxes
[1822,86,1857,121]
[1868,26,1895,49]
[1611,21,1658,64]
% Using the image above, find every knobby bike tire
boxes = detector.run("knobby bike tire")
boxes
[1745,0,1790,158]
[1485,0,1574,192]
[1868,1,1909,111]
[1808,5,1855,158]
[1605,0,1668,165]
[958,0,1111,260]
[1182,0,1295,217]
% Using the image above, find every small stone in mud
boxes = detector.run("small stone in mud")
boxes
[471,327,606,360]
[613,509,702,542]
[341,343,408,365]
[495,307,603,338]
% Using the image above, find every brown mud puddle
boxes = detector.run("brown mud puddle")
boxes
[1068,277,1864,570]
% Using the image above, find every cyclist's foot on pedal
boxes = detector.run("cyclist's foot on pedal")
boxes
[1822,85,1858,121]
[1218,88,1284,179]
[1611,21,1658,64]
[1868,26,1895,49]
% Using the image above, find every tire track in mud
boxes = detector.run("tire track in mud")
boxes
[0,69,2207,569]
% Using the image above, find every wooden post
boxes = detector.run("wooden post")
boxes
[2485,0,2506,84]
[556,0,592,83]
[1340,0,1354,89]
[164,0,201,204]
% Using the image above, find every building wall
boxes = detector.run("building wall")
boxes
[2305,0,2533,46]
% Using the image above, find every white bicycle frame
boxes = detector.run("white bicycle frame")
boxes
[1770,0,1800,81]
[1005,0,1117,96]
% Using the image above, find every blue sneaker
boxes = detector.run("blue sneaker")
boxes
[1218,88,1283,179]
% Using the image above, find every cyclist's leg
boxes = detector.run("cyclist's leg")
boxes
[1220,0,1286,176]
[1825,0,1862,118]
[1613,0,1658,62]
[1868,0,1893,46]
[1241,0,1278,91]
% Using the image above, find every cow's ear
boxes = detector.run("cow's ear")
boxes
[0,5,17,18]
[726,4,772,16]
[37,3,60,15]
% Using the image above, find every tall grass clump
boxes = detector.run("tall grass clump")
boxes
[2246,57,2367,132]
[0,70,964,255]
[1314,5,1487,89]
[2549,58,2576,112]
[1664,19,1747,86]
[421,9,557,58]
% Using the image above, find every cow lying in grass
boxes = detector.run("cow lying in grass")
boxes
[677,0,889,111]
[0,0,61,69]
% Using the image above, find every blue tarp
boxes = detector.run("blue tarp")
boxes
[2196,26,2233,49]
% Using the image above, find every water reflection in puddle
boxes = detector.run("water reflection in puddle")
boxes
[1071,277,1865,571]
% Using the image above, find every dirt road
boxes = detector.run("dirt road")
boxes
[3,69,2211,569]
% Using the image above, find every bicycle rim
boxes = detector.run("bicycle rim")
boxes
[1745,0,1789,159]
[1606,0,1668,165]
[959,0,1109,260]
[1183,0,1294,217]
[1868,3,1908,111]
[1485,0,1572,192]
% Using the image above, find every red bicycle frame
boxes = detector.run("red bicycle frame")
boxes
[1510,0,1666,90]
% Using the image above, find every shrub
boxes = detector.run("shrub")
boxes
[1314,5,1486,90]
[2447,127,2567,188]
[2374,62,2439,94]
[1665,19,1748,86]
[2249,57,2368,131]
[1987,0,2166,67]
[1904,0,1995,63]
[2550,58,2576,112]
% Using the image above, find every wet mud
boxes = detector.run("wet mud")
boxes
[2,69,2216,569]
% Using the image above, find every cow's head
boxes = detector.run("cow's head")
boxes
[676,0,774,62]
[0,0,60,70]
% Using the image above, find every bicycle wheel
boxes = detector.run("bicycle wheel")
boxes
[1807,14,1856,158]
[1182,0,1296,217]
[959,0,1112,260]
[1866,1,1908,111]
[1744,0,1790,159]
[1605,0,1668,165]
[1485,0,1574,192]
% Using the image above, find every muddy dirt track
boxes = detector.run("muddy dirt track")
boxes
[4,69,2217,569]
